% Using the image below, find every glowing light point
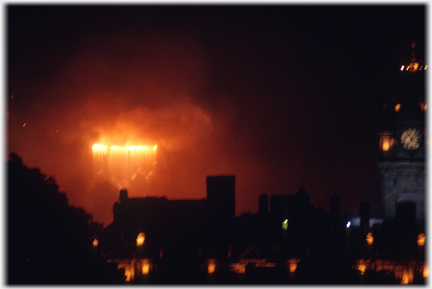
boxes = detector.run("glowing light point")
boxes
[417,233,426,246]
[395,103,401,112]
[282,219,288,230]
[366,232,374,245]
[142,263,150,275]
[207,260,217,274]
[136,232,145,246]
[92,142,158,186]
[92,238,99,247]
[400,65,405,71]
[425,65,428,70]
[359,264,366,274]
[346,221,351,228]
[23,123,26,127]
[92,144,107,150]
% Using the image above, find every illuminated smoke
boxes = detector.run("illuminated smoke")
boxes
[92,144,158,188]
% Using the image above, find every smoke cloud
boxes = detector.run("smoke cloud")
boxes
[9,6,394,225]
[8,25,270,225]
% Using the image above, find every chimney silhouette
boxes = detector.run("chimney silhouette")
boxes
[259,194,269,215]
[119,189,128,203]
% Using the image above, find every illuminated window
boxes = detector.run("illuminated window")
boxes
[395,103,401,112]
[136,232,145,246]
[142,262,150,275]
[358,264,366,274]
[380,136,394,152]
[208,263,216,274]
[366,232,374,245]
[282,219,288,230]
[207,259,217,274]
[410,62,419,72]
[417,233,426,246]
[287,259,300,273]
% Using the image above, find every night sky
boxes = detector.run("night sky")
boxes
[7,5,425,226]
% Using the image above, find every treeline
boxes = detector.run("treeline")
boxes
[7,152,123,284]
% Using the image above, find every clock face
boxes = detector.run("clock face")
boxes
[400,128,422,150]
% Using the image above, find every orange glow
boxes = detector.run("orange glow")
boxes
[92,144,157,151]
[136,232,145,246]
[92,238,98,247]
[287,259,300,273]
[400,270,413,284]
[208,263,216,274]
[409,62,419,72]
[355,259,369,274]
[207,259,217,274]
[382,139,390,151]
[421,103,427,111]
[423,266,429,278]
[91,143,158,188]
[395,103,401,112]
[366,232,373,245]
[417,233,426,246]
[117,264,133,282]
[22,123,26,127]
[142,263,150,275]
[381,136,393,151]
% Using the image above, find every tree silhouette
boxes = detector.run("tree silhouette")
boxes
[7,152,122,284]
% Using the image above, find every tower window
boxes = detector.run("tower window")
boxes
[395,104,401,112]
[380,136,394,151]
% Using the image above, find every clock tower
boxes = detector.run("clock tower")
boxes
[378,41,426,226]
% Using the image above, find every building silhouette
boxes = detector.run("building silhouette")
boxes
[98,175,236,281]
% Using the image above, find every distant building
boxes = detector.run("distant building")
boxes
[98,175,236,281]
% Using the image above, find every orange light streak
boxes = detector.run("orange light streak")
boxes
[91,143,158,189]
[92,144,157,151]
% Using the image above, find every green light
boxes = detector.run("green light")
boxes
[282,219,288,230]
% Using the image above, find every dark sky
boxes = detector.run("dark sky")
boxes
[7,5,425,226]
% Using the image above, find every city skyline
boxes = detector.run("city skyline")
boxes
[7,5,425,226]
